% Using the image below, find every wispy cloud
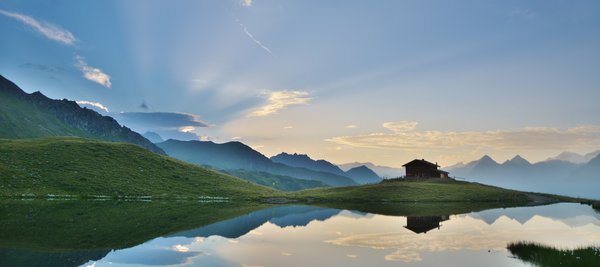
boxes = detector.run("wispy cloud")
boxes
[249,90,311,117]
[0,9,76,45]
[238,22,272,54]
[75,56,112,88]
[76,101,109,112]
[241,0,253,7]
[382,121,418,132]
[327,122,600,151]
[346,125,358,129]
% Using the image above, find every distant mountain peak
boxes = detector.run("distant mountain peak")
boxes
[270,151,350,178]
[480,155,497,163]
[503,155,531,166]
[510,155,530,163]
[142,131,164,143]
[345,165,381,184]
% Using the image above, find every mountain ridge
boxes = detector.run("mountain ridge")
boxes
[156,139,356,187]
[0,74,165,155]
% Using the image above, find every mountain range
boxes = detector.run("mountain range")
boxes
[156,139,357,187]
[338,162,405,178]
[545,150,600,164]
[271,152,381,184]
[142,131,164,143]
[446,154,600,199]
[0,74,164,155]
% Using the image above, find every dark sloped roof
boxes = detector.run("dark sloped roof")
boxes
[402,159,439,168]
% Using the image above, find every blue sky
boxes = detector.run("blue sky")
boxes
[1,0,599,166]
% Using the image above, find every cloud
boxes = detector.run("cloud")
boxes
[179,126,196,133]
[76,101,109,112]
[249,90,311,117]
[118,112,208,129]
[172,244,190,253]
[0,9,76,45]
[238,22,272,54]
[283,126,294,129]
[346,125,358,129]
[75,56,112,88]
[241,0,253,7]
[327,122,600,151]
[382,121,418,132]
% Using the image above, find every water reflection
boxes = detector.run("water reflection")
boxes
[404,215,450,234]
[1,201,599,267]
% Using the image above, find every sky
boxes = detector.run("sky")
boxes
[1,0,599,167]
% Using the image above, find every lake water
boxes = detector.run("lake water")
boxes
[1,201,599,267]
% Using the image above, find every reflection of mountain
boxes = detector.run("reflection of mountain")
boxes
[468,203,600,227]
[446,154,600,199]
[0,248,109,267]
[171,205,342,239]
[404,215,450,234]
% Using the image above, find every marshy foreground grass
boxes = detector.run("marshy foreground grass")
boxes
[507,241,600,267]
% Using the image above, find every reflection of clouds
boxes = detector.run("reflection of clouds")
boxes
[325,215,600,263]
[326,230,506,262]
[384,250,421,262]
[249,230,263,236]
[346,254,358,258]
[173,244,190,252]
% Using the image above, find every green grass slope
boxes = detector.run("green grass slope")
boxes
[0,74,165,155]
[0,137,277,199]
[286,178,533,203]
[0,86,87,139]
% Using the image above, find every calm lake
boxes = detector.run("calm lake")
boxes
[1,201,599,267]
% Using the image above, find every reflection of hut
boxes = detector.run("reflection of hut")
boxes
[402,159,449,178]
[404,215,450,234]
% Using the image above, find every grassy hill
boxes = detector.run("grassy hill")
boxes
[285,178,536,203]
[0,137,277,199]
[0,137,579,207]
[0,74,165,155]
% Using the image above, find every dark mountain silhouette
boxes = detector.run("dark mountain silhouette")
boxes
[142,131,164,143]
[0,74,165,155]
[345,165,382,184]
[156,139,356,186]
[270,152,381,184]
[170,205,342,239]
[339,162,404,178]
[446,154,598,199]
[271,152,348,177]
